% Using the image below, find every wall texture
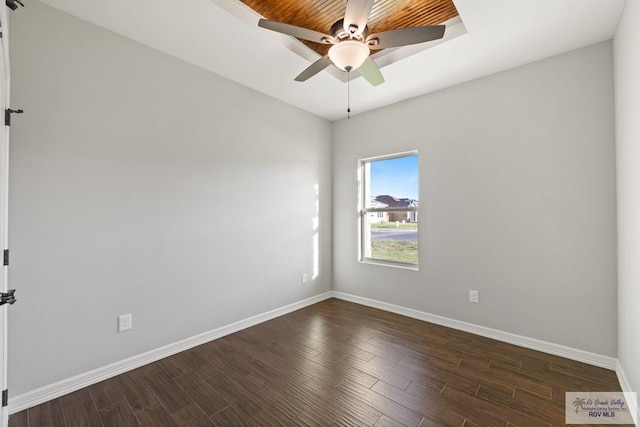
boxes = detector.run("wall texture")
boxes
[614,0,640,404]
[8,2,332,396]
[333,42,617,357]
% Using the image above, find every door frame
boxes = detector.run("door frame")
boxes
[0,2,11,425]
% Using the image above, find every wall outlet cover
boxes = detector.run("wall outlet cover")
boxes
[118,314,132,332]
[469,290,479,304]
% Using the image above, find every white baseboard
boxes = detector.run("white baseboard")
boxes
[9,290,621,415]
[8,291,334,414]
[616,360,639,426]
[332,291,618,370]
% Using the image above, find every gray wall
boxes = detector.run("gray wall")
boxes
[333,42,617,357]
[614,0,640,404]
[8,2,332,396]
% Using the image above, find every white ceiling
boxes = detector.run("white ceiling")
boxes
[35,0,625,121]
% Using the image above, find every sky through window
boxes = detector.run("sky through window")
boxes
[370,155,418,200]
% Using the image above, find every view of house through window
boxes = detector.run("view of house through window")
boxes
[360,152,419,267]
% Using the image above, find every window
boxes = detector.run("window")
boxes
[359,152,419,268]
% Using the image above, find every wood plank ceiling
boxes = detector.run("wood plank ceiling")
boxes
[242,0,459,57]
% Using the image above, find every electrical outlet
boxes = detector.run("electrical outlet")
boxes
[469,290,479,304]
[302,273,308,284]
[118,314,132,332]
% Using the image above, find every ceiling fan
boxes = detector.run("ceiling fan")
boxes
[258,0,446,86]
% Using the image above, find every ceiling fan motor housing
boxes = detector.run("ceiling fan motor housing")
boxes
[330,19,369,42]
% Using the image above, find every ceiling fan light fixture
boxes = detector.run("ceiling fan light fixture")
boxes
[328,40,370,71]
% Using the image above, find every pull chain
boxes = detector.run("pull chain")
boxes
[347,69,351,120]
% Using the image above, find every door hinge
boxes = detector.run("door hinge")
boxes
[3,249,7,266]
[2,389,7,407]
[6,0,24,11]
[4,109,23,126]
[0,289,15,306]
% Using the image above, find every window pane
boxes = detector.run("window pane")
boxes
[361,153,419,266]
[368,155,419,207]
[364,211,418,264]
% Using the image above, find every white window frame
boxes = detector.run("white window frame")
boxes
[358,151,419,269]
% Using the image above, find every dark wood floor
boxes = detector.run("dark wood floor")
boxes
[9,298,627,426]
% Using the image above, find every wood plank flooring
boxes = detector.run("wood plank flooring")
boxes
[9,298,629,426]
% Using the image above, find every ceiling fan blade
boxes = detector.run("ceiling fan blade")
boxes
[367,25,446,50]
[295,56,333,82]
[358,56,384,86]
[343,0,374,36]
[259,19,334,44]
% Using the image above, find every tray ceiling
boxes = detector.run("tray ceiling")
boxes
[35,0,626,121]
[240,0,459,57]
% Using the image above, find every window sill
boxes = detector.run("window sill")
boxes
[359,258,419,271]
